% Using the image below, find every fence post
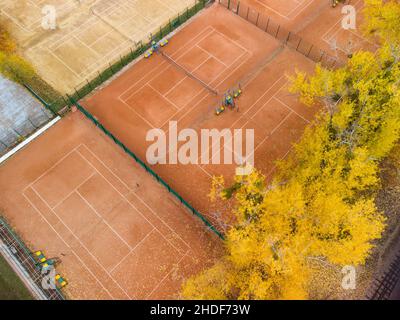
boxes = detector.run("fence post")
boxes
[255,12,259,26]
[307,44,314,57]
[23,84,56,115]
[246,6,250,20]
[0,139,7,148]
[285,31,291,44]
[265,17,270,32]
[236,1,240,14]
[75,102,224,240]
[74,88,80,100]
[27,118,37,129]
[62,96,69,106]
[228,0,231,9]
[66,93,74,105]
[319,51,325,62]
[275,25,280,38]
[296,38,302,51]
[86,79,92,91]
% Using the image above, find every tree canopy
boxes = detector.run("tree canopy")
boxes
[182,0,400,299]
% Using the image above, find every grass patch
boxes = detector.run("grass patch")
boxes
[0,253,33,300]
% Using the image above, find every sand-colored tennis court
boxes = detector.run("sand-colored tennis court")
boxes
[0,0,198,94]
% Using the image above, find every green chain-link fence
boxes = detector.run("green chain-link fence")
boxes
[71,99,224,240]
[36,0,209,114]
[0,217,66,300]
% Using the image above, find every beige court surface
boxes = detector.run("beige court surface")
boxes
[0,0,196,94]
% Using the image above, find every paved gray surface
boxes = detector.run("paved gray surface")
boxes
[0,75,52,154]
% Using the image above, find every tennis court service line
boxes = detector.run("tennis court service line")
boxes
[160,50,219,96]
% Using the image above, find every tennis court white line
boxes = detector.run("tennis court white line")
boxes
[47,48,81,78]
[321,0,364,42]
[274,96,311,124]
[118,27,247,131]
[196,45,228,67]
[1,0,77,33]
[30,185,135,299]
[118,99,155,128]
[73,35,101,58]
[150,47,251,174]
[79,144,192,251]
[0,116,61,165]
[24,139,188,251]
[322,25,378,56]
[202,78,288,165]
[75,189,134,251]
[200,75,286,159]
[52,172,97,210]
[211,28,251,54]
[22,192,117,300]
[249,110,295,161]
[118,26,215,101]
[164,75,189,97]
[75,148,185,255]
[156,48,256,165]
[28,0,199,88]
[147,83,181,111]
[23,144,83,192]
[109,228,156,274]
[161,49,250,132]
[235,90,309,160]
[255,0,307,20]
[145,249,190,299]
[249,99,309,157]
[287,0,316,20]
[121,48,214,108]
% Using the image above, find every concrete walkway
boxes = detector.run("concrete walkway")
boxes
[0,75,52,155]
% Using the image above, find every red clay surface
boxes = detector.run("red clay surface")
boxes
[237,0,379,61]
[0,111,222,300]
[83,4,318,227]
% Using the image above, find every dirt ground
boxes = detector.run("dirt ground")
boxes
[82,3,318,229]
[0,111,222,300]
[0,0,197,94]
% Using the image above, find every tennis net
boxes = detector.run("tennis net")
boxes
[160,51,219,95]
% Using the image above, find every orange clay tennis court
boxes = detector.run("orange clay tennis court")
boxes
[238,0,379,61]
[0,111,222,300]
[82,3,318,226]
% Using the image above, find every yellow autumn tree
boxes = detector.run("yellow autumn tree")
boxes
[183,2,400,299]
[0,52,36,84]
[0,23,36,84]
[363,0,400,57]
[0,25,16,54]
